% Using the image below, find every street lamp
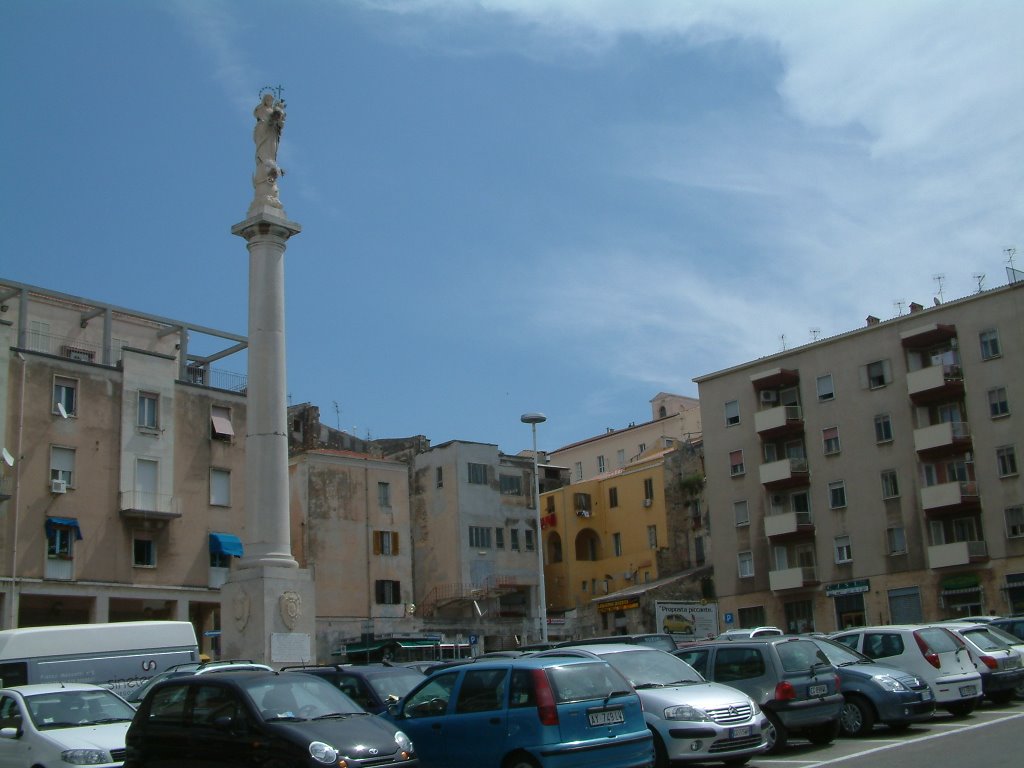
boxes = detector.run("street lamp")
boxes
[521,412,548,644]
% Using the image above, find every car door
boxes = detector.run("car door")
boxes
[185,683,252,768]
[443,667,509,767]
[395,671,459,765]
[0,693,33,768]
[130,682,193,768]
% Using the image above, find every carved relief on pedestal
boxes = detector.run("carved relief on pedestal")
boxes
[233,588,251,632]
[279,590,302,630]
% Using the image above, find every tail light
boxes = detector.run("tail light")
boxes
[835,674,841,691]
[774,681,796,701]
[980,655,998,670]
[532,669,559,726]
[913,631,941,669]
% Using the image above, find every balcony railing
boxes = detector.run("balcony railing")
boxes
[920,481,979,515]
[769,565,817,591]
[754,405,804,438]
[927,540,988,569]
[759,458,810,488]
[119,490,183,521]
[913,421,971,457]
[907,363,964,403]
[764,511,814,538]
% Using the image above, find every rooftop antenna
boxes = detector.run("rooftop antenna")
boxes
[810,327,821,342]
[1006,247,1021,284]
[972,273,986,293]
[332,401,341,430]
[894,300,906,316]
[933,273,946,304]
[779,334,787,352]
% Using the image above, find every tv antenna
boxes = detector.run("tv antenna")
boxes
[810,327,821,342]
[779,334,787,352]
[932,273,946,304]
[972,273,986,293]
[332,400,341,430]
[894,300,906,316]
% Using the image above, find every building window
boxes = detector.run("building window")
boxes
[436,467,443,488]
[729,450,745,477]
[792,491,810,515]
[834,535,853,564]
[573,462,583,482]
[989,387,1010,418]
[1006,506,1024,539]
[597,455,606,474]
[469,526,492,548]
[816,374,835,402]
[373,530,399,556]
[647,524,658,549]
[863,359,892,389]
[734,500,749,527]
[638,442,646,454]
[886,526,907,554]
[980,329,1001,360]
[997,446,1018,477]
[738,605,766,626]
[133,538,156,567]
[738,551,754,578]
[137,392,158,429]
[468,463,488,484]
[616,449,625,468]
[499,474,523,496]
[495,528,504,549]
[874,413,893,443]
[829,480,847,509]
[375,580,401,605]
[53,376,77,417]
[608,487,619,508]
[881,469,900,499]
[378,482,391,508]
[50,446,75,488]
[525,529,535,551]
[574,493,592,517]
[724,400,740,426]
[643,478,654,501]
[210,468,231,506]
[613,532,622,556]
[822,426,841,455]
[510,529,520,551]
[47,524,76,560]
[210,405,234,441]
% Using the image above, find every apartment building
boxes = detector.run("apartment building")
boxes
[0,280,248,655]
[695,281,1023,632]
[549,392,701,483]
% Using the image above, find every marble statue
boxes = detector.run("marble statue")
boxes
[249,93,287,215]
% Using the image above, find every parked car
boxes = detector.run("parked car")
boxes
[940,615,1002,624]
[0,682,136,768]
[123,659,273,705]
[940,623,1024,704]
[989,616,1024,642]
[716,627,784,640]
[282,663,425,714]
[125,670,417,768]
[674,636,842,753]
[557,633,678,653]
[801,636,935,736]
[830,625,982,716]
[383,655,654,768]
[539,644,769,767]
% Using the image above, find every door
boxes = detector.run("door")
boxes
[396,672,459,765]
[443,668,509,766]
[0,694,30,768]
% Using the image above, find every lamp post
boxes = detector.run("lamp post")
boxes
[521,412,548,644]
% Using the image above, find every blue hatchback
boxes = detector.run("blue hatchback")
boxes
[383,655,654,768]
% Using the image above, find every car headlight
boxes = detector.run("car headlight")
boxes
[749,699,762,715]
[309,741,339,764]
[872,674,909,692]
[61,750,110,765]
[395,729,414,754]
[664,704,710,722]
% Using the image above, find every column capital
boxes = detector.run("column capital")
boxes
[231,211,302,241]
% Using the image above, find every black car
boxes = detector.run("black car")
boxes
[125,670,418,768]
[282,664,425,714]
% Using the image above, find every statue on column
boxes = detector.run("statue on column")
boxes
[249,92,287,216]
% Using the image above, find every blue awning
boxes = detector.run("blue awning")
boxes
[209,532,244,557]
[45,517,83,540]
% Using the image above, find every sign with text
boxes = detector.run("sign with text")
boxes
[656,601,718,640]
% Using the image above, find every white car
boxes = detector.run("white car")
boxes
[831,625,982,716]
[0,683,135,767]
[941,623,1024,704]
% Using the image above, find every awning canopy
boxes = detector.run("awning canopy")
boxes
[45,517,83,540]
[209,532,244,557]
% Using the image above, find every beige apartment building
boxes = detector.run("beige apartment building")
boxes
[695,281,1024,633]
[0,280,248,655]
[550,392,701,483]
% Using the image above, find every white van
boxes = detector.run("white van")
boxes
[0,621,199,700]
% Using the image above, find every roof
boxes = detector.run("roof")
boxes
[592,565,712,604]
[1,682,109,695]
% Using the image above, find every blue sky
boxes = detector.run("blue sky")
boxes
[4,1,1022,455]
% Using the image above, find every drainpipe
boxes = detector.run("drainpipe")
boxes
[8,352,26,628]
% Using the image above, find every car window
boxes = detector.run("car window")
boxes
[863,633,903,659]
[776,640,829,672]
[0,695,23,730]
[832,634,859,651]
[455,668,508,714]
[960,628,1008,651]
[546,662,632,703]
[25,689,136,730]
[713,647,765,681]
[600,648,703,686]
[366,671,425,703]
[811,638,867,665]
[404,672,458,719]
[192,685,242,726]
[508,669,536,709]
[915,628,959,653]
[147,685,189,723]
[675,649,708,676]
[337,675,374,710]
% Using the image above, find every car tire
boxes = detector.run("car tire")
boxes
[944,699,978,717]
[839,695,875,737]
[652,730,669,768]
[764,712,788,754]
[805,718,840,745]
[989,690,1015,705]
[503,753,540,768]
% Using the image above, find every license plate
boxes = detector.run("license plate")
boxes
[921,689,933,701]
[959,685,977,697]
[809,684,828,697]
[731,726,751,738]
[588,708,625,727]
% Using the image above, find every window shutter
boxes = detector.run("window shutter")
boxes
[882,359,892,384]
[858,365,869,389]
[391,531,400,555]
[372,532,382,555]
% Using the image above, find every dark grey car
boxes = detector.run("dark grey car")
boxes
[675,636,842,753]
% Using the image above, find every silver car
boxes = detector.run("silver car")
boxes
[539,644,769,767]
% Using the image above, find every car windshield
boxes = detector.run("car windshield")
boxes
[600,648,704,687]
[243,675,365,721]
[546,662,634,703]
[366,671,425,702]
[959,628,1010,651]
[986,625,1024,646]
[776,640,831,672]
[810,637,870,665]
[27,688,137,730]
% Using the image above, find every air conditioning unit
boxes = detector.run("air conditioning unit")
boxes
[760,390,778,405]
[50,479,67,494]
[642,499,652,508]
[623,571,634,580]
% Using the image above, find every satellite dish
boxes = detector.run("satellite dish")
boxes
[57,402,68,419]
[2,448,13,467]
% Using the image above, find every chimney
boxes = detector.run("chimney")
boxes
[866,315,880,326]
[909,302,924,313]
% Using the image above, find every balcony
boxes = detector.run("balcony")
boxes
[920,481,980,517]
[907,364,964,404]
[900,322,957,349]
[750,367,800,390]
[769,565,818,591]
[927,540,989,569]
[759,458,810,490]
[755,405,804,439]
[119,490,183,523]
[913,421,971,459]
[765,511,814,540]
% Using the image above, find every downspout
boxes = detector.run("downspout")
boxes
[8,352,26,628]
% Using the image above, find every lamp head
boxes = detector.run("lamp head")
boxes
[520,412,547,425]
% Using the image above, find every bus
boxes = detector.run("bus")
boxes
[0,621,199,698]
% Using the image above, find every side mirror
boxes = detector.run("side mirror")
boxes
[0,726,20,740]
[386,703,401,718]
[212,715,235,731]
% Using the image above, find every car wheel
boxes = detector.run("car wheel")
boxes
[764,712,788,754]
[944,699,978,717]
[805,718,840,745]
[503,752,540,768]
[651,730,669,768]
[988,690,1015,705]
[839,695,875,737]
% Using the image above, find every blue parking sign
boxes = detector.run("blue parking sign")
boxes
[469,634,478,645]
[724,613,734,624]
